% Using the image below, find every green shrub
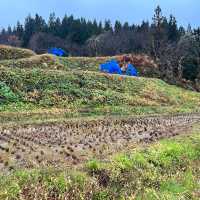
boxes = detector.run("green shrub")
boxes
[0,81,18,104]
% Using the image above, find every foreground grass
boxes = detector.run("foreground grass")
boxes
[1,126,200,200]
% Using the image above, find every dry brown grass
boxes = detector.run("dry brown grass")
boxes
[0,54,64,69]
[0,45,36,60]
[61,53,159,77]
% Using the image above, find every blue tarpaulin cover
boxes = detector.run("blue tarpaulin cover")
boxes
[100,60,122,74]
[100,60,138,76]
[48,48,66,56]
[126,64,138,76]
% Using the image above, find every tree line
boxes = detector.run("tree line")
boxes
[0,6,200,87]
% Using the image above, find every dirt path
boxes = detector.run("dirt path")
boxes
[0,113,200,172]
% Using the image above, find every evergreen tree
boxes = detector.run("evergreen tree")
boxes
[104,20,112,31]
[92,20,99,35]
[168,15,179,42]
[48,13,57,34]
[1,28,6,35]
[23,15,35,46]
[152,6,166,58]
[16,21,24,39]
[61,15,70,38]
[34,14,46,32]
[7,26,12,34]
[114,20,122,33]
[139,21,149,32]
[187,24,192,34]
[123,22,130,31]
[54,17,62,36]
[179,26,186,37]
[152,5,163,28]
[98,22,103,34]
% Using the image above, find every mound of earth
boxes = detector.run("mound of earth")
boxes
[0,45,36,60]
[0,54,64,70]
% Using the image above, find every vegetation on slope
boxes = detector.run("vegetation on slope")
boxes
[0,66,200,124]
[0,45,35,60]
[59,54,158,78]
[0,125,200,200]
[0,54,63,70]
[0,45,199,125]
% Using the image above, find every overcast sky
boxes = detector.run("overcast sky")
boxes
[0,0,199,29]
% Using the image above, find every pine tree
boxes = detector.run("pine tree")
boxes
[152,6,166,58]
[152,6,163,28]
[123,22,130,31]
[114,20,122,33]
[168,15,179,41]
[1,28,6,35]
[179,26,185,37]
[23,15,35,46]
[48,13,56,34]
[7,26,12,34]
[98,21,103,34]
[34,14,46,32]
[187,24,192,34]
[104,20,112,31]
[54,17,62,36]
[16,21,24,39]
[61,15,69,38]
[92,20,98,35]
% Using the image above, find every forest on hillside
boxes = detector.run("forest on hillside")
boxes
[0,6,200,88]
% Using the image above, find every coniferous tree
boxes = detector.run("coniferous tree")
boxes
[48,13,55,33]
[114,20,122,33]
[168,15,179,42]
[123,22,130,31]
[179,26,186,37]
[23,15,35,46]
[16,21,24,39]
[7,26,12,34]
[98,21,103,34]
[152,5,166,58]
[104,20,112,31]
[34,14,46,33]
[1,28,6,35]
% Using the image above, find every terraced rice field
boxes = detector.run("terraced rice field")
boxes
[0,46,200,199]
[0,113,199,172]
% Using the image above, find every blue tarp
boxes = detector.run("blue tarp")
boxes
[100,60,122,74]
[100,60,138,77]
[48,48,66,57]
[126,64,138,76]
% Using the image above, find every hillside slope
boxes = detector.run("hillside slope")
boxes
[0,45,200,125]
[0,46,200,200]
[0,67,200,125]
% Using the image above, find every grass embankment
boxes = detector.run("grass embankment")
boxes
[0,126,200,200]
[0,54,63,70]
[1,45,199,124]
[0,45,35,60]
[0,67,200,124]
